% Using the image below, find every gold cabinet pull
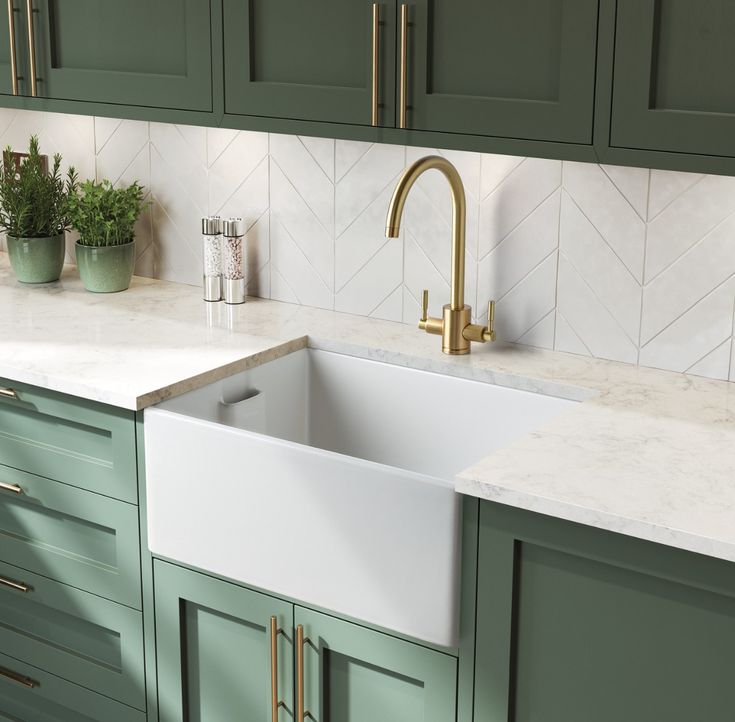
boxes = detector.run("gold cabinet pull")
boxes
[0,480,22,494]
[371,3,380,126]
[0,575,29,592]
[0,386,18,399]
[6,0,17,95]
[296,624,312,722]
[24,0,36,97]
[270,616,285,722]
[0,665,37,688]
[398,3,409,129]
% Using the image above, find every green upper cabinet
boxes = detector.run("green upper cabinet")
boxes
[224,0,396,126]
[296,606,457,722]
[26,0,212,110]
[406,0,599,143]
[0,2,23,97]
[474,501,735,722]
[611,0,735,158]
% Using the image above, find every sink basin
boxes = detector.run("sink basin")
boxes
[144,349,576,646]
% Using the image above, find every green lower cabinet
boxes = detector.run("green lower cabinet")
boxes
[297,606,457,722]
[154,560,294,722]
[475,500,735,722]
[0,651,145,722]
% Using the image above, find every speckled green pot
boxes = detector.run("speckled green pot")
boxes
[75,240,135,293]
[7,234,65,283]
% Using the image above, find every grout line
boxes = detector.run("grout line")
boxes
[637,169,652,364]
[552,181,563,350]
[367,282,402,318]
[646,173,706,223]
[684,337,732,377]
[557,310,594,357]
[267,133,272,300]
[514,308,555,347]
[598,163,647,223]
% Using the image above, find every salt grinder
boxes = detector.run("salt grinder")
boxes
[201,216,222,302]
[222,217,246,304]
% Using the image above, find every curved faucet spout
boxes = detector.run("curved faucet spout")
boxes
[385,155,466,311]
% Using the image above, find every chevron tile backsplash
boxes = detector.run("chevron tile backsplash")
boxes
[1,108,734,383]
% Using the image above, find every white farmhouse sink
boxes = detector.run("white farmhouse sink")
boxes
[144,349,576,646]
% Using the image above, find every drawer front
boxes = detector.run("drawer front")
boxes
[0,464,141,609]
[0,378,137,503]
[0,651,145,722]
[0,560,144,710]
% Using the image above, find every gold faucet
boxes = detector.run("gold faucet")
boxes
[386,155,496,355]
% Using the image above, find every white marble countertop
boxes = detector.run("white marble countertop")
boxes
[2,257,735,562]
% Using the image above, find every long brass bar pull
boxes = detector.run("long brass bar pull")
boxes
[0,386,18,399]
[270,616,284,722]
[25,0,36,97]
[398,3,409,129]
[371,3,380,126]
[0,575,29,592]
[6,0,17,95]
[0,480,22,494]
[296,624,312,722]
[0,666,37,688]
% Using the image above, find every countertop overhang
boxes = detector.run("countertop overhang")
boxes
[1,258,734,563]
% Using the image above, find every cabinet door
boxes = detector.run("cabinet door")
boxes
[154,561,294,722]
[296,606,456,722]
[0,2,25,96]
[405,0,598,143]
[612,0,735,157]
[224,0,396,126]
[28,0,212,110]
[475,501,735,722]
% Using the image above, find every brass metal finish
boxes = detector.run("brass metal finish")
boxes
[0,575,29,592]
[296,624,306,722]
[270,616,285,722]
[7,0,17,95]
[0,480,22,494]
[398,4,408,129]
[0,665,37,688]
[24,0,36,97]
[0,386,18,399]
[386,155,497,354]
[371,3,380,127]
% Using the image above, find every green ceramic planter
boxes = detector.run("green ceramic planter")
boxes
[76,240,135,293]
[6,234,65,283]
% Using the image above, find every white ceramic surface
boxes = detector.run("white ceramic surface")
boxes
[144,349,576,646]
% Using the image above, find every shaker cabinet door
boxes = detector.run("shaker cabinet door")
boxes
[224,0,396,126]
[612,0,735,157]
[28,0,212,110]
[405,0,599,143]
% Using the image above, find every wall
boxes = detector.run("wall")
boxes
[1,108,734,383]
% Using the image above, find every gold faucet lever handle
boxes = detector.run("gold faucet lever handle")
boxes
[483,300,496,342]
[421,289,429,323]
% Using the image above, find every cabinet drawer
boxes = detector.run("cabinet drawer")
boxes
[0,651,145,722]
[0,464,141,609]
[0,559,144,710]
[0,377,137,503]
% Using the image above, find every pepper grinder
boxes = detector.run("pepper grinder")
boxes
[201,216,222,302]
[222,217,246,304]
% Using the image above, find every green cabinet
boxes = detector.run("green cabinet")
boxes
[474,500,735,722]
[24,0,212,110]
[407,0,598,143]
[224,0,396,126]
[154,560,458,722]
[611,0,735,159]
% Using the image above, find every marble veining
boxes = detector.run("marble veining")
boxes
[1,256,734,563]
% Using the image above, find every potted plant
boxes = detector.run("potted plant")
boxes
[0,136,77,284]
[69,179,147,293]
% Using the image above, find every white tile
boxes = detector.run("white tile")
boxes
[687,340,732,381]
[516,311,555,351]
[648,169,703,220]
[639,277,735,377]
[600,164,650,220]
[646,173,735,281]
[730,339,735,382]
[150,198,201,286]
[95,119,149,187]
[336,139,374,181]
[560,192,641,344]
[554,312,590,357]
[403,231,454,322]
[207,127,239,166]
[244,213,270,299]
[480,154,525,198]
[371,286,403,322]
[300,136,335,182]
[641,213,735,343]
[211,156,269,224]
[563,161,645,281]
[479,157,561,257]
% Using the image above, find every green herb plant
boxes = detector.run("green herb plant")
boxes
[0,135,77,238]
[69,179,148,247]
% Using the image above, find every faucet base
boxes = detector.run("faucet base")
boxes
[441,304,472,355]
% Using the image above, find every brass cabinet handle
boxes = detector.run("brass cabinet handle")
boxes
[399,3,409,129]
[0,575,29,592]
[6,0,17,95]
[0,386,18,399]
[270,616,285,722]
[0,480,22,494]
[0,665,37,688]
[371,3,380,126]
[296,624,312,722]
[24,0,36,97]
